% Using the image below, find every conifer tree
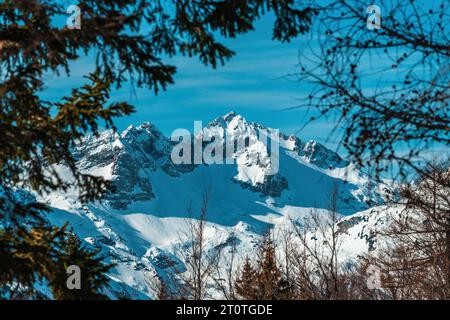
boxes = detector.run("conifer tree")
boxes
[236,236,292,300]
[157,279,170,301]
[49,233,112,300]
[256,236,284,299]
[235,256,258,300]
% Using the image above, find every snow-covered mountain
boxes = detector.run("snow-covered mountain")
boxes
[28,112,395,298]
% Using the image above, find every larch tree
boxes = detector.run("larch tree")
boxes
[235,256,258,300]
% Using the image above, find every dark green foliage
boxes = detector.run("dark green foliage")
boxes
[0,189,111,299]
[49,232,112,300]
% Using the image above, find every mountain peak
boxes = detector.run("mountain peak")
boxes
[222,111,239,121]
[121,121,162,142]
[209,111,246,126]
[300,140,349,169]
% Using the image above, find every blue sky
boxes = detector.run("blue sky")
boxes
[42,13,343,148]
[41,4,447,161]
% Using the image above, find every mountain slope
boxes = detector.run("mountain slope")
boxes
[34,112,395,299]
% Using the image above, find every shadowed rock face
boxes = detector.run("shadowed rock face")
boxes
[73,122,202,209]
[108,152,155,210]
[234,174,289,197]
[291,138,349,170]
[303,141,349,169]
[71,112,388,209]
